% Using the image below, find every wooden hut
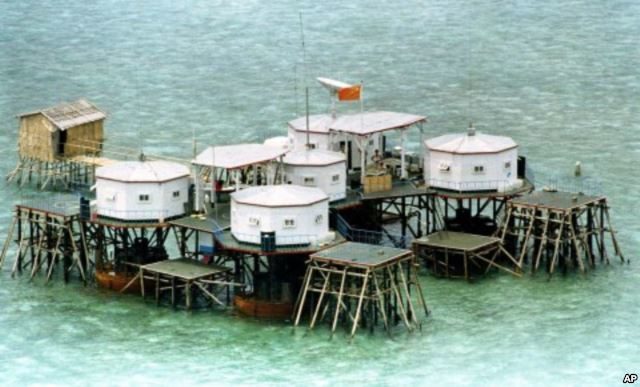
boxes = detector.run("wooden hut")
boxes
[18,99,105,161]
[8,99,107,189]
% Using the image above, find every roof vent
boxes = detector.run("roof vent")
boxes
[467,123,476,136]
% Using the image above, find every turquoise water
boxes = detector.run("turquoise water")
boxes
[1,0,638,385]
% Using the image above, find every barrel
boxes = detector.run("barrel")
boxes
[79,197,91,220]
[261,231,276,252]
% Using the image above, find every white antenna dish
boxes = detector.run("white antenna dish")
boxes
[316,77,353,93]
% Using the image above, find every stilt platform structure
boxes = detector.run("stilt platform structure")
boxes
[293,242,428,339]
[6,99,114,190]
[168,209,346,319]
[498,190,625,277]
[0,197,89,284]
[120,258,236,310]
[412,231,520,280]
[424,126,534,236]
[360,181,438,244]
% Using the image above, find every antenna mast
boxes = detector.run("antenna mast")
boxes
[299,12,311,149]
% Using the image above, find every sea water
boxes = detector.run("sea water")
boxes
[0,0,638,385]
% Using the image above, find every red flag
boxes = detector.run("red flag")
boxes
[338,85,361,101]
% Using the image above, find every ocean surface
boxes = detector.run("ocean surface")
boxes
[0,1,638,385]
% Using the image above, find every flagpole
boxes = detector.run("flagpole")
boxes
[359,81,366,184]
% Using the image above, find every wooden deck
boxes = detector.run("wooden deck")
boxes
[413,231,520,280]
[413,231,500,252]
[508,190,602,211]
[142,258,229,281]
[310,242,412,268]
[122,258,238,310]
[361,181,434,201]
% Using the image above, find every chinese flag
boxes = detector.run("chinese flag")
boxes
[338,85,361,101]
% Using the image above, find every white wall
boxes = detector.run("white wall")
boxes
[426,149,518,191]
[283,163,346,202]
[96,177,189,220]
[231,199,330,246]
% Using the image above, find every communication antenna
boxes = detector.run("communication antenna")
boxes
[299,12,311,149]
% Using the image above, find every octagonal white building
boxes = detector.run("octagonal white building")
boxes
[95,160,190,221]
[424,126,519,192]
[230,185,331,246]
[283,149,346,202]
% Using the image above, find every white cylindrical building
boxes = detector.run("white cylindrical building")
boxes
[95,160,190,221]
[424,126,519,192]
[230,185,331,247]
[283,149,347,202]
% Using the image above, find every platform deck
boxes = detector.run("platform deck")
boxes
[216,230,345,256]
[310,242,412,268]
[361,181,434,201]
[142,258,229,281]
[508,190,602,211]
[168,203,230,232]
[413,231,500,252]
[17,201,79,218]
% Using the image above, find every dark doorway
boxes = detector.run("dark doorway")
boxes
[58,130,67,156]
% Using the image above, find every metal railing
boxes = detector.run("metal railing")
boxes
[97,208,170,221]
[427,178,512,192]
[328,192,347,202]
[224,231,321,248]
[534,173,603,196]
[335,212,408,248]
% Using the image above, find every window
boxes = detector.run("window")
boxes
[473,165,485,174]
[331,174,340,184]
[307,143,317,150]
[172,190,180,198]
[303,176,316,186]
[138,194,150,202]
[439,163,450,172]
[315,214,323,225]
[283,218,296,228]
[248,217,260,227]
[504,161,511,169]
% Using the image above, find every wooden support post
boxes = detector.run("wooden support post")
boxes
[310,269,332,330]
[386,266,411,331]
[533,213,550,274]
[331,268,348,336]
[293,265,314,327]
[371,272,390,334]
[397,262,419,328]
[186,281,192,310]
[350,270,370,339]
[548,214,566,277]
[0,216,17,270]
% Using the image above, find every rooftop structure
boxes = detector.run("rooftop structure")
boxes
[283,149,347,202]
[192,143,290,212]
[95,161,190,221]
[288,111,426,181]
[424,125,519,192]
[230,185,332,247]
